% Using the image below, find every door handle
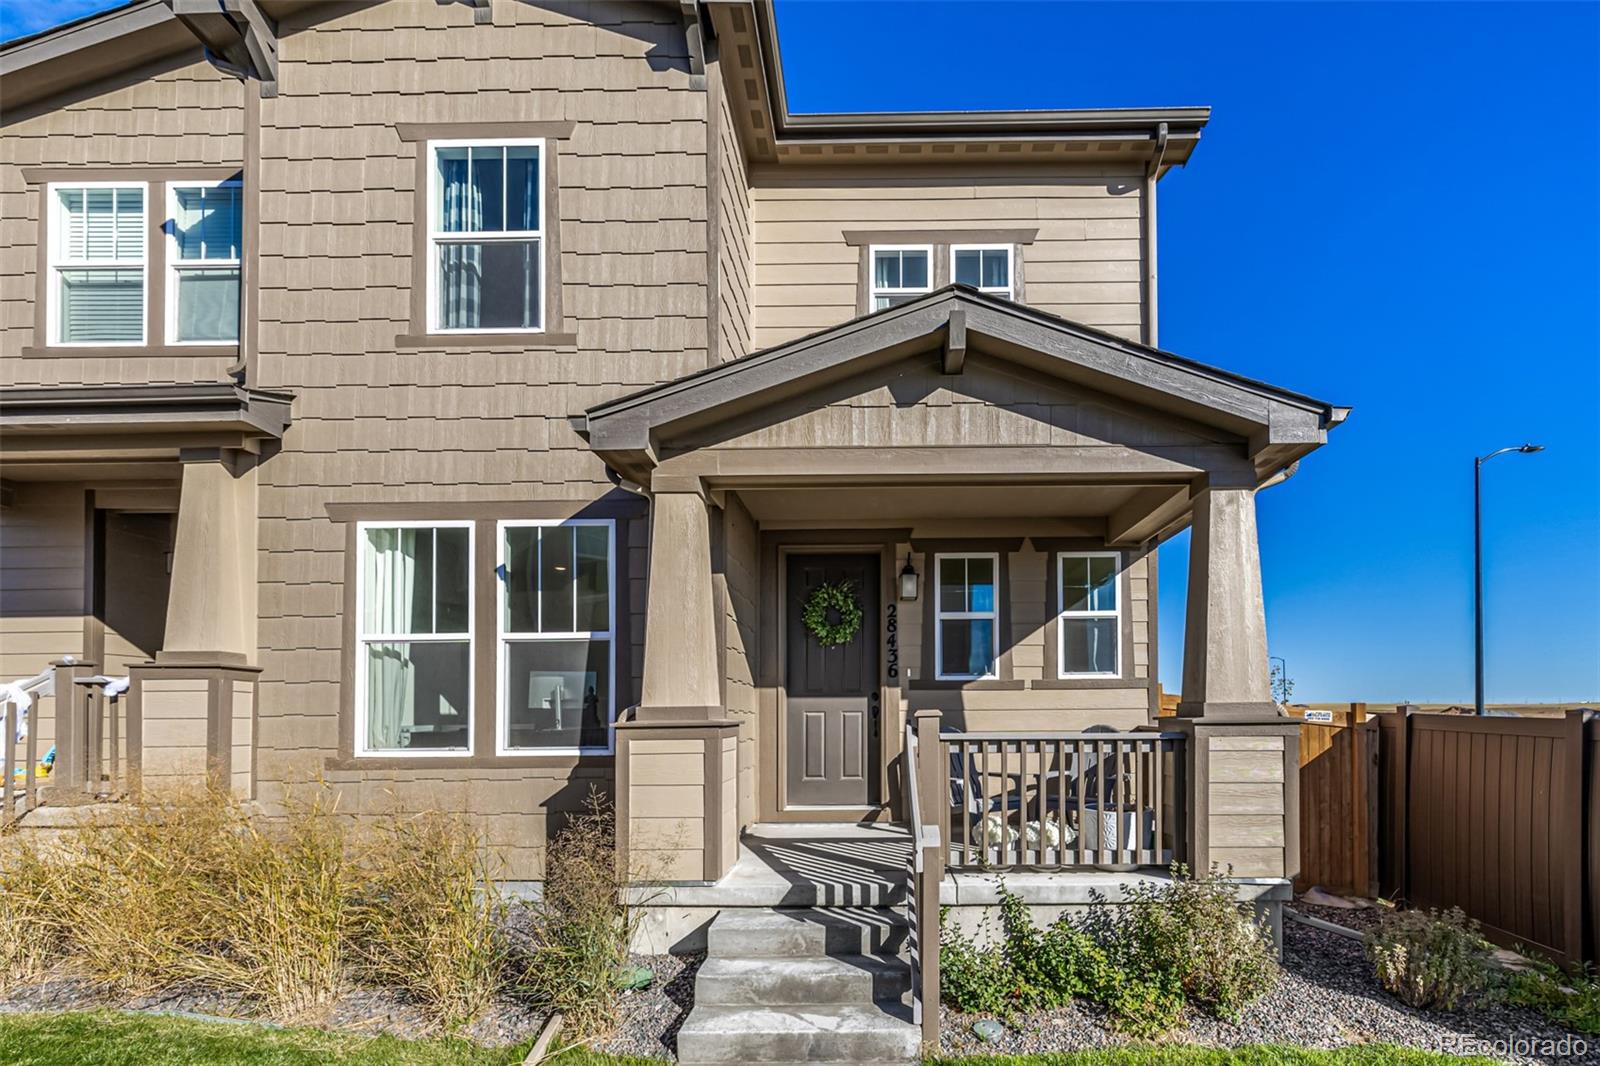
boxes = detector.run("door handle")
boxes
[869,691,880,737]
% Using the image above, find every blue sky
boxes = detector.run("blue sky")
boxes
[5,1,1597,703]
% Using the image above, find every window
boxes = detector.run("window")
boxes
[355,523,473,755]
[48,182,146,345]
[498,520,614,754]
[1058,552,1120,678]
[952,244,1012,299]
[428,139,543,333]
[870,245,931,311]
[935,553,999,680]
[167,181,242,343]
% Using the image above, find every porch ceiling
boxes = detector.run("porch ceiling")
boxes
[736,484,1139,525]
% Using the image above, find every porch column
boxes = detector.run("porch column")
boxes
[128,448,260,795]
[616,486,738,885]
[1174,484,1299,897]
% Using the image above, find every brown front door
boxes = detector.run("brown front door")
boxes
[785,553,879,807]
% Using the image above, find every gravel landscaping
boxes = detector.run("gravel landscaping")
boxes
[592,953,700,1061]
[940,921,1596,1065]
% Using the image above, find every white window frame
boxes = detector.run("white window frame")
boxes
[353,520,476,759]
[869,243,933,311]
[950,243,1014,300]
[1056,550,1122,680]
[496,518,616,757]
[46,180,148,347]
[425,137,546,335]
[933,551,1001,682]
[166,178,242,346]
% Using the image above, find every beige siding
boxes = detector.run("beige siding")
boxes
[140,676,210,783]
[627,737,705,882]
[252,1,708,880]
[1206,735,1288,877]
[0,483,86,755]
[751,166,1145,348]
[713,59,753,362]
[0,56,242,385]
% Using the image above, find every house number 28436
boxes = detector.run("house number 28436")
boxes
[885,603,899,680]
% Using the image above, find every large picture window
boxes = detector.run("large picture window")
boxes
[1058,552,1120,678]
[934,553,999,680]
[428,139,543,333]
[498,520,614,754]
[168,180,242,343]
[48,182,146,345]
[355,523,473,755]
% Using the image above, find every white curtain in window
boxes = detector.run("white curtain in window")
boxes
[438,152,480,329]
[363,529,417,751]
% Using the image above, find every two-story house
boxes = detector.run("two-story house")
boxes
[1,3,1345,1054]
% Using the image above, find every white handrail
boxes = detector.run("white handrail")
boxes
[0,668,55,742]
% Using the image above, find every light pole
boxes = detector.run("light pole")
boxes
[1474,443,1544,715]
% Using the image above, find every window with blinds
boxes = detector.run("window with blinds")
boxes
[169,182,242,343]
[50,184,146,344]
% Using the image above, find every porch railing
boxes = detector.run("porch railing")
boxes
[902,714,1187,1047]
[943,730,1186,871]
[0,667,52,824]
[0,662,136,824]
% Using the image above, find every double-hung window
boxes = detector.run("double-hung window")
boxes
[48,183,146,345]
[934,553,1000,680]
[1058,552,1120,678]
[870,245,931,311]
[168,180,242,343]
[356,523,473,755]
[498,520,614,754]
[429,139,543,333]
[952,244,1012,299]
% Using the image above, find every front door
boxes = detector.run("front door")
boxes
[785,553,879,807]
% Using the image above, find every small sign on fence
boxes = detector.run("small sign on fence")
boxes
[1302,709,1335,723]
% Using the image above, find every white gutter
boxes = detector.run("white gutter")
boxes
[1143,121,1169,349]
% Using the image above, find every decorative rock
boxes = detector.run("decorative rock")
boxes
[616,963,654,991]
[972,1018,1004,1043]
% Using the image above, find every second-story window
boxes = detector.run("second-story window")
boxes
[952,245,1013,299]
[429,140,543,333]
[870,245,931,311]
[168,181,242,343]
[49,182,146,345]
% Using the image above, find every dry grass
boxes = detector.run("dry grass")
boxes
[508,789,642,1040]
[0,786,510,1028]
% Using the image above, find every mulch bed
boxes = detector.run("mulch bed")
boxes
[940,921,1594,1065]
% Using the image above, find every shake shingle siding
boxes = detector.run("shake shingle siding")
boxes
[252,1,708,878]
[0,56,242,385]
[713,59,754,363]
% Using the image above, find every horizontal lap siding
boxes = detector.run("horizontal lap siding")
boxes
[751,167,1145,349]
[254,1,708,879]
[0,483,85,754]
[0,57,242,385]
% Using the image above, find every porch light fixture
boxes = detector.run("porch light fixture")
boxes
[899,554,919,601]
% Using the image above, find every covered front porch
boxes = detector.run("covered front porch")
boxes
[576,285,1346,898]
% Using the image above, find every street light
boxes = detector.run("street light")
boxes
[1474,443,1545,716]
[1269,655,1287,704]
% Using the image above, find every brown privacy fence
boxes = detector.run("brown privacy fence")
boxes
[1297,706,1599,968]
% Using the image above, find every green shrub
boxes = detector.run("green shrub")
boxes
[1366,906,1491,1009]
[939,866,1272,1035]
[1503,956,1600,1034]
[509,790,641,1040]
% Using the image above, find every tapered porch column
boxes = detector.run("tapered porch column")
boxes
[128,448,260,795]
[1174,484,1299,897]
[616,486,739,885]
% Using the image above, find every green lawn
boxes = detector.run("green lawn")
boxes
[932,1049,1494,1065]
[0,1013,1497,1066]
[0,1011,657,1066]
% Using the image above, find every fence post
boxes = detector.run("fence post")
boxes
[1347,703,1369,899]
[1395,705,1416,903]
[1559,708,1588,967]
[49,658,96,797]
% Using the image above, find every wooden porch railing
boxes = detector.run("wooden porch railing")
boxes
[943,730,1186,870]
[902,714,1188,1047]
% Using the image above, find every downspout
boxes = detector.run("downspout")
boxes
[1257,460,1300,493]
[1143,121,1169,349]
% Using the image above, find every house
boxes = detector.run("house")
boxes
[0,1,1345,1058]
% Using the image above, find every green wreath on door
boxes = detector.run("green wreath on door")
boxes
[801,579,863,647]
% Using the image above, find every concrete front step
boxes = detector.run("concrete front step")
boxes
[675,1003,920,1064]
[704,906,909,958]
[695,953,910,1008]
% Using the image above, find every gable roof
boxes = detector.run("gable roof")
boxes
[577,285,1348,483]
